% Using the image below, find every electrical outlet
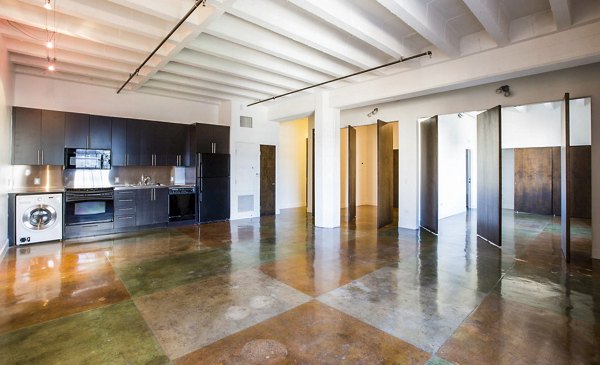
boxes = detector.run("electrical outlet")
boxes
[33,177,41,185]
[170,176,174,182]
[115,177,120,183]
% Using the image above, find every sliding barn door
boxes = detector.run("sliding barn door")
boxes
[561,93,571,262]
[420,116,438,234]
[348,126,357,222]
[477,106,502,246]
[377,120,394,228]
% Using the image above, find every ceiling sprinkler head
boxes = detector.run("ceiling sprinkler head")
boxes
[496,85,510,97]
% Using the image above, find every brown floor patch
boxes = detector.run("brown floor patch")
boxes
[174,300,430,364]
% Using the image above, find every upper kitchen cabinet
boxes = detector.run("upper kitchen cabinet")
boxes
[196,124,229,154]
[167,123,190,167]
[140,121,168,166]
[65,113,112,149]
[111,117,127,166]
[89,115,112,149]
[12,107,64,165]
[126,119,141,166]
[64,112,89,148]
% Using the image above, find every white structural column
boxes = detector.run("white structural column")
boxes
[314,92,341,228]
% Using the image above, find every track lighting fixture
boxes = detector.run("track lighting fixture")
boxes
[495,85,511,97]
[47,57,55,71]
[43,0,52,10]
[367,107,379,117]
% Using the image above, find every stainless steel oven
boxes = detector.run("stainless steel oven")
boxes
[64,188,114,226]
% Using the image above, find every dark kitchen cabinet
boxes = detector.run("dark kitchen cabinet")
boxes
[114,189,137,229]
[126,119,141,166]
[65,112,89,148]
[65,113,112,149]
[12,107,64,165]
[111,117,127,166]
[140,121,168,166]
[89,115,112,149]
[136,187,168,226]
[12,107,41,165]
[41,110,66,165]
[196,124,229,154]
[167,123,189,167]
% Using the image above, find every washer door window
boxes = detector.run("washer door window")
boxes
[22,205,58,230]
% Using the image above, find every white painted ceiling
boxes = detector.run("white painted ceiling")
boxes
[1,0,598,106]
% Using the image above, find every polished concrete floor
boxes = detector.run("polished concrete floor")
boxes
[0,207,598,364]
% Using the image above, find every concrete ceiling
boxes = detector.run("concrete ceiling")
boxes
[1,0,598,106]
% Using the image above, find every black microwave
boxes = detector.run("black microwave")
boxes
[64,148,111,169]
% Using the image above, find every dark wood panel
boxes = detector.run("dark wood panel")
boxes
[570,145,591,219]
[393,149,399,209]
[348,126,357,222]
[552,147,561,216]
[377,120,394,228]
[41,110,65,165]
[420,116,438,233]
[260,145,276,216]
[477,106,502,246]
[111,117,127,167]
[64,112,89,148]
[561,93,571,262]
[514,148,553,215]
[12,107,41,165]
[89,115,112,149]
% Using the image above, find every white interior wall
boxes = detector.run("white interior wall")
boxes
[0,35,13,259]
[13,73,220,125]
[437,113,477,219]
[278,118,308,209]
[502,99,591,148]
[229,101,279,220]
[307,114,314,213]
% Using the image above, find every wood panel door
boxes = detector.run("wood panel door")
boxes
[348,126,357,222]
[477,106,502,246]
[420,116,438,234]
[377,120,394,228]
[561,93,571,262]
[393,149,399,209]
[260,144,276,216]
[514,148,553,215]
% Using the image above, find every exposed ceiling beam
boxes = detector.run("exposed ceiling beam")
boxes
[549,0,573,30]
[205,14,358,78]
[137,86,222,105]
[14,64,123,89]
[144,80,254,103]
[5,38,138,75]
[462,0,510,46]
[375,0,460,57]
[2,0,163,54]
[228,0,389,70]
[153,72,272,100]
[174,49,310,90]
[10,53,128,81]
[107,0,209,24]
[287,0,415,59]
[161,62,289,96]
[130,0,235,91]
[187,34,338,85]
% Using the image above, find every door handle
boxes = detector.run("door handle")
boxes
[37,150,40,165]
[41,150,44,165]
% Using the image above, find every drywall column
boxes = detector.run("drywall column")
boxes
[314,92,341,228]
[398,119,419,229]
[592,98,600,259]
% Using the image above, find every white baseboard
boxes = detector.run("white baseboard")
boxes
[0,238,8,262]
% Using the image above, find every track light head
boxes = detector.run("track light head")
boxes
[496,85,510,97]
[44,0,52,10]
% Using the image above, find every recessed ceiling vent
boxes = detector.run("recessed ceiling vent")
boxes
[240,116,253,128]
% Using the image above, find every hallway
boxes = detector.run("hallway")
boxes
[0,207,597,364]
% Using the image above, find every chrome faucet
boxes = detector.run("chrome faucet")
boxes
[141,175,152,185]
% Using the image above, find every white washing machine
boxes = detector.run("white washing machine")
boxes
[15,193,63,245]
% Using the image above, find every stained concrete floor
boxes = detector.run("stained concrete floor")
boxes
[0,207,598,364]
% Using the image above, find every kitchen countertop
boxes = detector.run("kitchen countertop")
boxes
[113,183,195,190]
[9,187,66,194]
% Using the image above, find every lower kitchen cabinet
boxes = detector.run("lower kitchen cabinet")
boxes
[136,187,168,226]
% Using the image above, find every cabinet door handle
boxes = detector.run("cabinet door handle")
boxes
[37,150,40,165]
[118,216,133,220]
[118,207,133,211]
[119,199,134,202]
[86,136,89,148]
[41,150,44,165]
[126,154,129,166]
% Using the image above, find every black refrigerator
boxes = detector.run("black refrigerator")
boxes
[197,153,230,223]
